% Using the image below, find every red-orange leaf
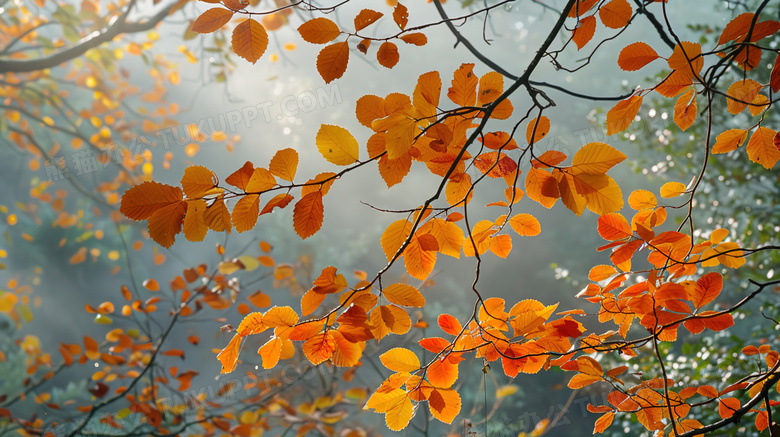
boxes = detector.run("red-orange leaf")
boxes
[718,397,740,419]
[232,18,268,64]
[302,332,336,365]
[293,191,324,239]
[428,388,461,424]
[618,42,659,71]
[598,213,632,240]
[438,314,462,336]
[691,272,722,308]
[599,0,632,29]
[573,16,596,50]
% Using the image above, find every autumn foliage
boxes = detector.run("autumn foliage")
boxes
[2,0,780,436]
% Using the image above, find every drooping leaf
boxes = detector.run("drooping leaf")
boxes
[232,18,268,64]
[572,15,596,50]
[293,191,324,239]
[377,42,400,68]
[746,126,780,169]
[232,194,260,233]
[317,42,349,83]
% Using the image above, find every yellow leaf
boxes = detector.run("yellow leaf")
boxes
[232,18,268,64]
[571,142,627,175]
[380,347,420,372]
[316,124,359,165]
[381,219,413,261]
[232,194,260,233]
[216,334,241,374]
[383,283,425,308]
[385,392,414,431]
[660,181,686,198]
[495,385,518,398]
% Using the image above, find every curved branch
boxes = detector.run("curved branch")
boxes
[0,1,176,74]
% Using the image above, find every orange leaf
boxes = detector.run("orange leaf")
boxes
[597,213,632,240]
[232,194,260,233]
[691,272,722,308]
[356,95,386,128]
[381,219,413,261]
[216,334,241,373]
[181,165,216,198]
[191,8,233,34]
[120,181,182,221]
[628,189,657,210]
[225,161,254,191]
[572,15,596,50]
[746,126,780,169]
[427,356,458,388]
[489,234,512,258]
[668,41,703,79]
[378,152,412,188]
[400,33,427,46]
[377,42,400,68]
[232,18,268,64]
[428,388,461,424]
[293,191,324,239]
[204,196,232,233]
[302,332,336,365]
[245,167,276,192]
[438,314,461,336]
[148,201,187,248]
[568,0,599,17]
[317,42,349,83]
[447,63,478,107]
[183,199,209,242]
[525,168,559,208]
[84,335,99,360]
[298,17,340,44]
[477,71,504,106]
[599,0,632,29]
[726,79,762,114]
[718,397,740,419]
[673,87,697,131]
[383,283,425,308]
[269,148,298,181]
[526,116,550,144]
[618,42,659,71]
[392,3,408,30]
[261,193,294,215]
[354,9,383,31]
[606,95,643,135]
[593,412,615,434]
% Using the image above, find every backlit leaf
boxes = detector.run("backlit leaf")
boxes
[618,42,659,71]
[181,165,215,198]
[316,124,359,165]
[354,9,383,31]
[293,191,324,239]
[232,18,268,64]
[317,42,349,83]
[269,148,298,181]
[121,182,183,221]
[383,283,425,308]
[298,17,341,44]
[573,16,596,50]
[191,8,233,34]
[746,126,780,169]
[380,347,420,372]
[660,181,686,198]
[377,42,399,68]
[599,0,632,29]
[572,142,627,175]
[606,95,642,135]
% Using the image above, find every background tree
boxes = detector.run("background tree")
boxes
[1,0,779,436]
